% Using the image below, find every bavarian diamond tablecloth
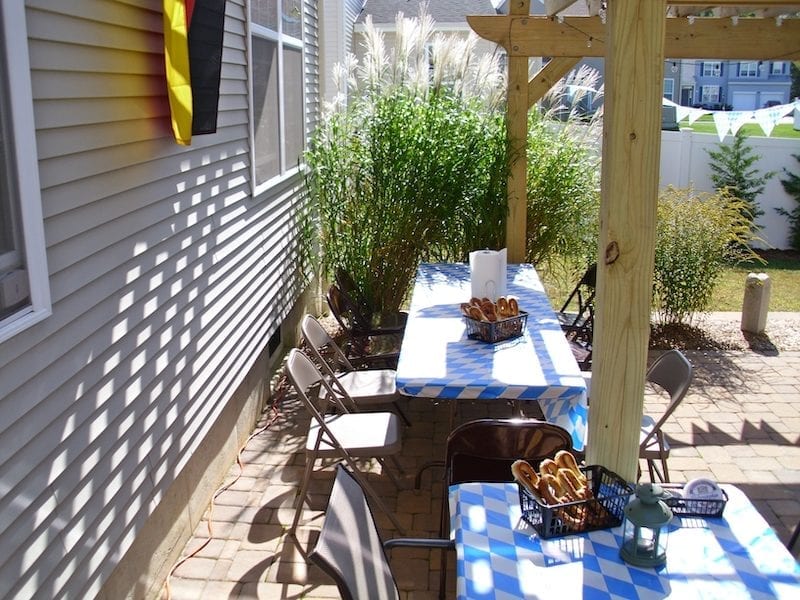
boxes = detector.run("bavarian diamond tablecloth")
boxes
[449,482,800,600]
[396,263,588,448]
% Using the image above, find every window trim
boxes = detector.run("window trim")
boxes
[0,1,51,343]
[663,78,674,101]
[701,61,721,77]
[770,61,785,75]
[738,61,758,78]
[248,2,306,197]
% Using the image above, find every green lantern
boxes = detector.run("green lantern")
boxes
[620,483,673,568]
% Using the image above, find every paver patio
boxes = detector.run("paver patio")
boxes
[165,349,800,599]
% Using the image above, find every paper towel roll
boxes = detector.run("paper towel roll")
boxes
[469,248,507,301]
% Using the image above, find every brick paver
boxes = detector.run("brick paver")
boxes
[164,350,800,598]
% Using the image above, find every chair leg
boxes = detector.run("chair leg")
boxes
[660,456,670,483]
[788,521,800,551]
[438,496,449,600]
[343,455,406,534]
[392,400,412,427]
[647,459,656,482]
[289,453,316,536]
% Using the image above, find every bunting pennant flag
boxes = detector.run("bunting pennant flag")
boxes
[663,98,799,140]
[163,0,226,145]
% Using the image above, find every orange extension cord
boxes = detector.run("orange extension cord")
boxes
[162,373,287,600]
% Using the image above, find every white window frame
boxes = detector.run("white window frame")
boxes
[702,61,721,77]
[738,61,758,78]
[771,61,785,75]
[701,85,720,105]
[663,78,674,101]
[0,1,51,343]
[248,1,306,196]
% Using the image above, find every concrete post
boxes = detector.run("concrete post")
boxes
[741,273,771,334]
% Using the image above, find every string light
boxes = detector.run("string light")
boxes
[671,62,678,73]
[557,15,565,24]
[586,37,593,48]
[688,16,695,25]
[776,16,784,27]
[731,16,739,26]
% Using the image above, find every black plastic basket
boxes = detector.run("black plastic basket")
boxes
[464,311,528,343]
[518,465,634,539]
[663,485,728,518]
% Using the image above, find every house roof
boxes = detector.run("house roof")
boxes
[356,0,500,24]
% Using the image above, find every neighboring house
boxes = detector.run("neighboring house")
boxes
[353,0,506,66]
[0,1,319,598]
[687,59,792,110]
[319,0,366,104]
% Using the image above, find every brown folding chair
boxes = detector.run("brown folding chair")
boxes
[437,418,573,598]
[326,284,403,369]
[558,263,596,371]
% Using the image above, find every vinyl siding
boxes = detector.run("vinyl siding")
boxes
[0,1,316,598]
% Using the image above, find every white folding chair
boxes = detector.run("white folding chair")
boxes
[301,314,411,426]
[640,349,693,482]
[285,349,405,535]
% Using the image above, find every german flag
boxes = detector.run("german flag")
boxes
[164,0,226,145]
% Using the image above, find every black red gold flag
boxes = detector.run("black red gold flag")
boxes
[163,0,226,145]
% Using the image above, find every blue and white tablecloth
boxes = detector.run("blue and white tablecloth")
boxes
[396,263,588,449]
[449,482,800,600]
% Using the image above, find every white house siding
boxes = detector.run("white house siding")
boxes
[319,0,363,104]
[0,1,317,598]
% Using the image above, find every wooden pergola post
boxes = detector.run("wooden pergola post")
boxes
[586,1,666,481]
[505,0,531,263]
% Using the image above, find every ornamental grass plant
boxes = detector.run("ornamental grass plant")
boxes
[303,9,508,312]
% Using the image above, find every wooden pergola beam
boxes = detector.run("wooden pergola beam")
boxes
[467,15,800,59]
[527,58,580,107]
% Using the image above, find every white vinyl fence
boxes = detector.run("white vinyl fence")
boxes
[660,129,799,249]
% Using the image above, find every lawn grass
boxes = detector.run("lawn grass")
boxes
[709,254,800,311]
[541,252,800,313]
[683,118,800,139]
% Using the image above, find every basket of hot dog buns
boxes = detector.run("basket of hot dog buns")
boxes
[460,296,527,343]
[511,451,634,538]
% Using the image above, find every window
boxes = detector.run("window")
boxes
[663,78,674,101]
[701,85,720,105]
[0,2,50,342]
[738,62,758,78]
[250,0,305,191]
[771,61,785,75]
[702,62,721,77]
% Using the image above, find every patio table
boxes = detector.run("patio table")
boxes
[448,481,800,600]
[395,262,588,450]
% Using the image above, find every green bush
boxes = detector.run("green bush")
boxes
[653,186,760,324]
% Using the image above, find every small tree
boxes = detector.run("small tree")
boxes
[776,154,800,251]
[706,130,775,230]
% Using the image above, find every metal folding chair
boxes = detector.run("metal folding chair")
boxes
[284,349,405,535]
[640,349,693,483]
[300,314,411,425]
